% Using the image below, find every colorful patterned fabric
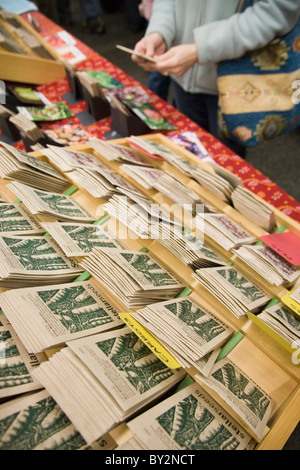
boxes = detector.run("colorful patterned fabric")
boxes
[217,17,300,147]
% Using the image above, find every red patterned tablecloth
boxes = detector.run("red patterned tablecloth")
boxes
[7,11,300,223]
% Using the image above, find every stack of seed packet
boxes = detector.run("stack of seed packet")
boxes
[0,280,124,353]
[89,138,153,165]
[41,145,108,173]
[156,224,228,270]
[192,165,234,203]
[121,164,170,190]
[80,248,184,309]
[0,390,102,450]
[192,265,271,318]
[196,356,273,441]
[102,193,155,239]
[7,182,95,222]
[126,136,235,202]
[130,296,234,367]
[67,167,120,200]
[232,244,300,286]
[0,203,44,235]
[257,302,300,348]
[108,86,177,131]
[0,235,83,288]
[124,382,253,450]
[76,71,109,101]
[127,135,186,159]
[121,164,203,213]
[40,222,124,257]
[9,112,45,142]
[103,190,180,240]
[193,212,257,251]
[231,185,276,232]
[0,324,46,400]
[0,142,70,192]
[40,145,142,200]
[32,328,185,445]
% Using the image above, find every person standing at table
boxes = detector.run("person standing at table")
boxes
[132,0,300,156]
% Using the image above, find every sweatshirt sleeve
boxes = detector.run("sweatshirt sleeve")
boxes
[145,0,176,49]
[194,0,300,64]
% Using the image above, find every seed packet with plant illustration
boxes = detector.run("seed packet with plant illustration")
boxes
[84,70,124,89]
[17,101,74,121]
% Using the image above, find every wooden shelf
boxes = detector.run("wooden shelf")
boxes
[0,13,65,84]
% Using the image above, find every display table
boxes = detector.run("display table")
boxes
[0,132,299,450]
[1,10,297,225]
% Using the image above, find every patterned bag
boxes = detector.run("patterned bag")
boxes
[217,0,300,147]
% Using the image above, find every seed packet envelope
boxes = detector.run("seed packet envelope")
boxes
[0,390,90,450]
[94,248,184,291]
[0,235,81,276]
[127,382,252,450]
[0,280,123,353]
[131,297,233,359]
[0,325,46,398]
[0,203,44,235]
[90,139,153,165]
[195,266,271,311]
[0,142,67,181]
[67,327,185,414]
[7,182,95,222]
[197,357,273,440]
[41,222,123,257]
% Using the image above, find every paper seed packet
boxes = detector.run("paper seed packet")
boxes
[17,101,74,122]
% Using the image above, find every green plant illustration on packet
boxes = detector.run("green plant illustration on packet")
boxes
[273,305,300,332]
[164,299,228,342]
[14,87,43,102]
[0,329,32,391]
[96,332,175,394]
[183,233,225,262]
[0,205,24,219]
[3,237,69,271]
[0,219,34,234]
[63,225,115,253]
[217,267,267,302]
[0,395,88,450]
[17,101,74,122]
[157,394,241,450]
[38,285,116,333]
[210,361,271,421]
[123,100,177,130]
[23,154,65,178]
[120,252,179,287]
[0,205,40,234]
[85,70,124,89]
[36,192,88,218]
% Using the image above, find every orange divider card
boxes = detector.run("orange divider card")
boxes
[260,232,300,266]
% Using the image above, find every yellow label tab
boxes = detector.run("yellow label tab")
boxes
[119,312,181,370]
[281,288,300,318]
[247,312,295,355]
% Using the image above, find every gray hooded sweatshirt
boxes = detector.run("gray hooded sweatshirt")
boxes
[146,0,300,95]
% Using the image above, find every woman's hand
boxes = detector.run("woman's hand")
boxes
[132,32,167,70]
[154,44,199,77]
